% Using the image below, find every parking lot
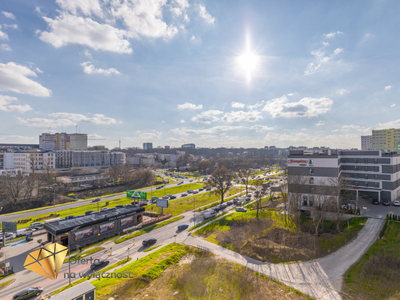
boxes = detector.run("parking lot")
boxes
[357,197,400,219]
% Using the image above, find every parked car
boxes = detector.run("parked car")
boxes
[213,206,222,212]
[91,198,101,203]
[372,199,380,205]
[140,202,148,207]
[90,259,109,271]
[85,211,95,215]
[236,207,247,212]
[162,196,169,200]
[245,197,251,202]
[177,224,189,231]
[181,193,188,197]
[169,195,177,200]
[226,201,233,206]
[199,188,204,191]
[142,238,157,246]
[383,200,391,206]
[187,190,193,193]
[100,208,109,212]
[30,222,44,229]
[65,215,76,220]
[12,287,43,300]
[393,200,400,206]
[220,203,227,209]
[115,205,124,209]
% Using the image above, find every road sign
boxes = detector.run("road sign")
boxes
[6,262,10,267]
[1,221,17,233]
[156,199,168,208]
[127,190,147,199]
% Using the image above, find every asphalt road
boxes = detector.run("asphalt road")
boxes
[0,191,247,300]
[0,177,202,223]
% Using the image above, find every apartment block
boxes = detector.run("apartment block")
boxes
[55,150,125,168]
[288,149,400,206]
[372,128,400,152]
[361,135,372,150]
[13,151,55,171]
[143,143,153,150]
[39,132,88,151]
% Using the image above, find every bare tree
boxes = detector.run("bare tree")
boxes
[239,168,253,195]
[310,184,330,236]
[253,179,268,221]
[42,156,55,184]
[328,175,349,232]
[280,183,288,226]
[287,173,308,228]
[206,167,234,204]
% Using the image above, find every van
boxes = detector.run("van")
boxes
[203,211,216,219]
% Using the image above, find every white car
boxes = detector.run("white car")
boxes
[393,200,400,206]
[235,207,247,212]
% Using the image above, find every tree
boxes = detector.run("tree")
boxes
[287,173,308,228]
[328,175,349,232]
[239,168,253,195]
[280,183,288,226]
[198,159,211,174]
[253,179,267,221]
[206,167,234,204]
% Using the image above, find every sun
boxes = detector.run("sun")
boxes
[235,49,261,83]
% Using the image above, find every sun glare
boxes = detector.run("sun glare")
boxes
[235,43,262,83]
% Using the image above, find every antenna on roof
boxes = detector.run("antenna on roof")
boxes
[76,125,78,134]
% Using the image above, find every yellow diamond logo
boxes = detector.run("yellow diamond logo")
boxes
[24,242,68,279]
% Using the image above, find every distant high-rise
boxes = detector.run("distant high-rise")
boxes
[181,143,195,149]
[143,143,153,150]
[372,128,400,152]
[361,135,372,150]
[39,132,87,150]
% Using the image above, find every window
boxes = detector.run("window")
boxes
[309,168,314,175]
[355,158,359,163]
[342,165,346,170]
[364,158,368,164]
[365,182,369,187]
[374,174,378,180]
[309,187,314,193]
[375,182,379,188]
[374,166,379,172]
[342,158,346,163]
[365,174,368,179]
[365,166,368,171]
[355,166,359,171]
[309,159,314,166]
[355,181,359,186]
[309,177,314,184]
[355,173,359,178]
[302,196,308,206]
[374,159,378,164]
[309,196,314,206]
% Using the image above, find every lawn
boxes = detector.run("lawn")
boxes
[146,183,203,199]
[0,279,14,291]
[194,211,367,263]
[343,221,400,300]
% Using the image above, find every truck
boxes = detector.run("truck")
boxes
[203,211,216,219]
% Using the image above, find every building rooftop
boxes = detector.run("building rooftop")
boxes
[50,281,95,300]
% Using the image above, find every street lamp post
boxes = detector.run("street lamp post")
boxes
[68,226,80,285]
[53,183,57,207]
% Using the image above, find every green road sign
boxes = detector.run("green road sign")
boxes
[127,190,147,199]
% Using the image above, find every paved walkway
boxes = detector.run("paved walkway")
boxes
[183,218,383,300]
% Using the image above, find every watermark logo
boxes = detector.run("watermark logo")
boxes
[23,242,68,279]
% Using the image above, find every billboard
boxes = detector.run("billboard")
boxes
[120,216,135,227]
[127,190,147,199]
[156,199,169,208]
[74,228,94,241]
[99,221,116,233]
[1,221,17,233]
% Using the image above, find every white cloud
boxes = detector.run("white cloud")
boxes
[377,119,400,129]
[50,112,117,125]
[55,0,103,17]
[1,11,16,20]
[0,25,8,40]
[38,13,132,53]
[81,61,121,75]
[191,110,223,124]
[180,119,186,123]
[316,121,324,126]
[333,48,343,55]
[305,47,343,75]
[332,125,370,133]
[324,31,343,39]
[0,95,33,112]
[190,35,195,41]
[177,102,203,110]
[247,101,264,110]
[262,95,333,118]
[139,131,160,140]
[3,24,18,29]
[322,41,330,46]
[384,85,392,91]
[222,110,263,123]
[391,104,396,108]
[249,125,273,132]
[0,135,36,143]
[84,49,93,59]
[1,43,11,51]
[198,4,215,24]
[35,67,43,73]
[231,102,245,109]
[18,117,77,128]
[0,62,51,97]
[171,125,243,136]
[88,133,106,140]
[337,88,349,95]
[170,0,189,16]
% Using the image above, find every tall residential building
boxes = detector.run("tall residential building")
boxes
[143,143,153,150]
[39,133,88,150]
[372,128,400,152]
[13,151,55,171]
[361,135,372,150]
[288,149,400,206]
[55,150,125,168]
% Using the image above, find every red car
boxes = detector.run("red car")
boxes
[382,200,391,206]
[140,202,148,206]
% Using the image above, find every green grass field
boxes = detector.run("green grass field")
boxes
[146,182,203,199]
[343,221,400,299]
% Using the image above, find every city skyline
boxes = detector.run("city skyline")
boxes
[1,0,399,149]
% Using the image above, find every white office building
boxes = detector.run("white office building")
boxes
[56,150,125,169]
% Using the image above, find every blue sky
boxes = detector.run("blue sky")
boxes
[0,0,399,149]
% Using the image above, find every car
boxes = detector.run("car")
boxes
[108,207,117,211]
[199,188,204,191]
[151,196,159,201]
[393,200,400,206]
[30,222,44,229]
[124,204,133,208]
[233,199,240,205]
[236,207,247,212]
[156,186,162,190]
[140,202,148,206]
[142,238,157,246]
[181,193,188,197]
[383,200,391,206]
[187,190,193,193]
[169,195,177,200]
[220,203,227,209]
[206,187,211,191]
[213,206,222,212]
[372,199,380,205]
[245,197,251,202]
[246,194,252,198]
[91,198,101,203]
[226,201,233,206]
[177,224,189,231]
[100,208,109,212]
[193,191,199,194]
[85,211,96,215]
[115,205,124,209]
[12,287,44,300]
[189,180,193,182]
[65,215,76,220]
[162,196,169,200]
[90,259,109,271]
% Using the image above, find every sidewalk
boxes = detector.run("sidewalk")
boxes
[183,217,383,300]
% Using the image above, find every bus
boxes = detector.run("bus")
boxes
[44,217,64,224]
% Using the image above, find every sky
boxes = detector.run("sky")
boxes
[0,0,399,150]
